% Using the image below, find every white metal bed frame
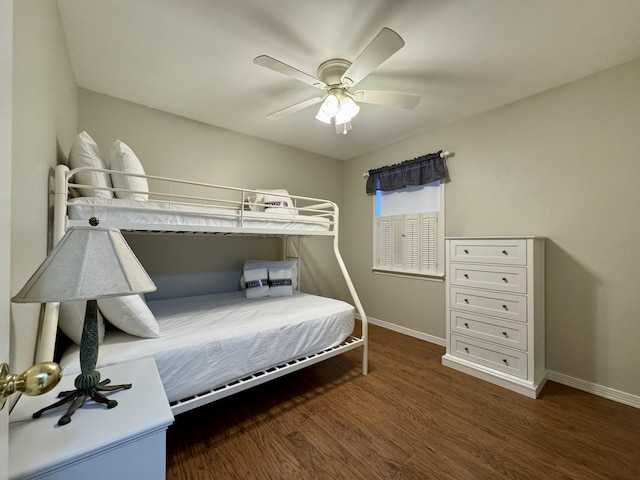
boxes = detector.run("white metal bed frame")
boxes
[37,164,368,414]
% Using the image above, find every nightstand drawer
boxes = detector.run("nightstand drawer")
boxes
[450,287,527,322]
[450,334,528,379]
[449,239,527,265]
[451,310,528,350]
[449,264,527,293]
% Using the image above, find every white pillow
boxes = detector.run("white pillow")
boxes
[244,260,298,290]
[268,268,293,297]
[98,294,160,338]
[110,140,149,201]
[68,131,113,198]
[247,189,298,214]
[243,267,270,298]
[58,301,106,346]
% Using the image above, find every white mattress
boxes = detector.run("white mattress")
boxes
[59,291,354,403]
[67,197,330,231]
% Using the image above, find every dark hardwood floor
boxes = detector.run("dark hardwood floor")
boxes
[166,324,640,479]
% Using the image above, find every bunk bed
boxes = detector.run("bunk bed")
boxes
[37,162,368,415]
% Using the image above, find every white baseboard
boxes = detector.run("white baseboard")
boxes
[546,370,640,409]
[356,314,639,409]
[356,313,446,347]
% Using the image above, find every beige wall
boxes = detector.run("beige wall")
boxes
[10,0,78,372]
[343,58,640,396]
[76,90,349,301]
[1,0,13,469]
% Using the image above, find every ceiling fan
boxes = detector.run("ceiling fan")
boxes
[254,27,421,134]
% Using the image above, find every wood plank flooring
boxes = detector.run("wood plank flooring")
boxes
[166,324,640,479]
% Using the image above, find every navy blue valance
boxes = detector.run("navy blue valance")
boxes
[365,151,447,194]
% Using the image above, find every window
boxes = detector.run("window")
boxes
[373,180,444,277]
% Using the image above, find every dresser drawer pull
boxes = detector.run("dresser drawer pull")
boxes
[464,249,469,254]
[502,305,508,310]
[464,323,469,328]
[464,274,469,279]
[502,358,508,365]
[464,298,469,304]
[502,277,508,283]
[502,250,508,255]
[502,332,508,337]
[464,347,469,353]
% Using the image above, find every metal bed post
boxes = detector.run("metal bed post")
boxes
[35,165,69,363]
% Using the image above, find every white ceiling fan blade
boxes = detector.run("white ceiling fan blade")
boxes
[254,55,327,89]
[266,96,325,120]
[354,90,421,109]
[341,27,405,87]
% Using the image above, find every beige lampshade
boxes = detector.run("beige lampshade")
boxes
[12,225,156,303]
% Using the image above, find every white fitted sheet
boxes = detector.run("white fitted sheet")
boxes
[67,197,330,231]
[59,291,354,403]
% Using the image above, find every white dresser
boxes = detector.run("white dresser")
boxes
[441,237,546,398]
[9,357,174,479]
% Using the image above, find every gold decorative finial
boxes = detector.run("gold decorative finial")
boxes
[0,362,62,411]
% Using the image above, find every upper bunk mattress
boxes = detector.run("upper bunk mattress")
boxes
[67,197,331,232]
[59,291,354,403]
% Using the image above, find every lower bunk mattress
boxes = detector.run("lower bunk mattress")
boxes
[59,291,355,404]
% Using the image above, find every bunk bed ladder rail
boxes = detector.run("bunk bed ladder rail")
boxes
[284,231,368,377]
[332,203,368,376]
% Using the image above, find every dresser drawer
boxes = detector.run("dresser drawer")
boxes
[450,287,527,322]
[450,334,528,379]
[450,310,528,350]
[449,264,527,294]
[449,239,527,265]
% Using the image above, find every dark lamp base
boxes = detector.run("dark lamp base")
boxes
[31,299,133,426]
[32,378,132,426]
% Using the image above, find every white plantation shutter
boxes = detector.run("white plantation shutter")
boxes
[391,216,404,269]
[404,214,420,271]
[376,217,392,267]
[420,214,437,272]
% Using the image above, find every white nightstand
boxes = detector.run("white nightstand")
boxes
[9,357,174,479]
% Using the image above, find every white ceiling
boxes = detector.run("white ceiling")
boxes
[56,0,640,161]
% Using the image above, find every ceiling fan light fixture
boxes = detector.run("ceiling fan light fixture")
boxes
[315,109,333,124]
[334,109,349,126]
[340,97,360,120]
[316,93,341,124]
[316,91,360,134]
[321,94,339,115]
[334,98,359,126]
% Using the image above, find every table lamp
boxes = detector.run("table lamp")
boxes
[11,217,156,426]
